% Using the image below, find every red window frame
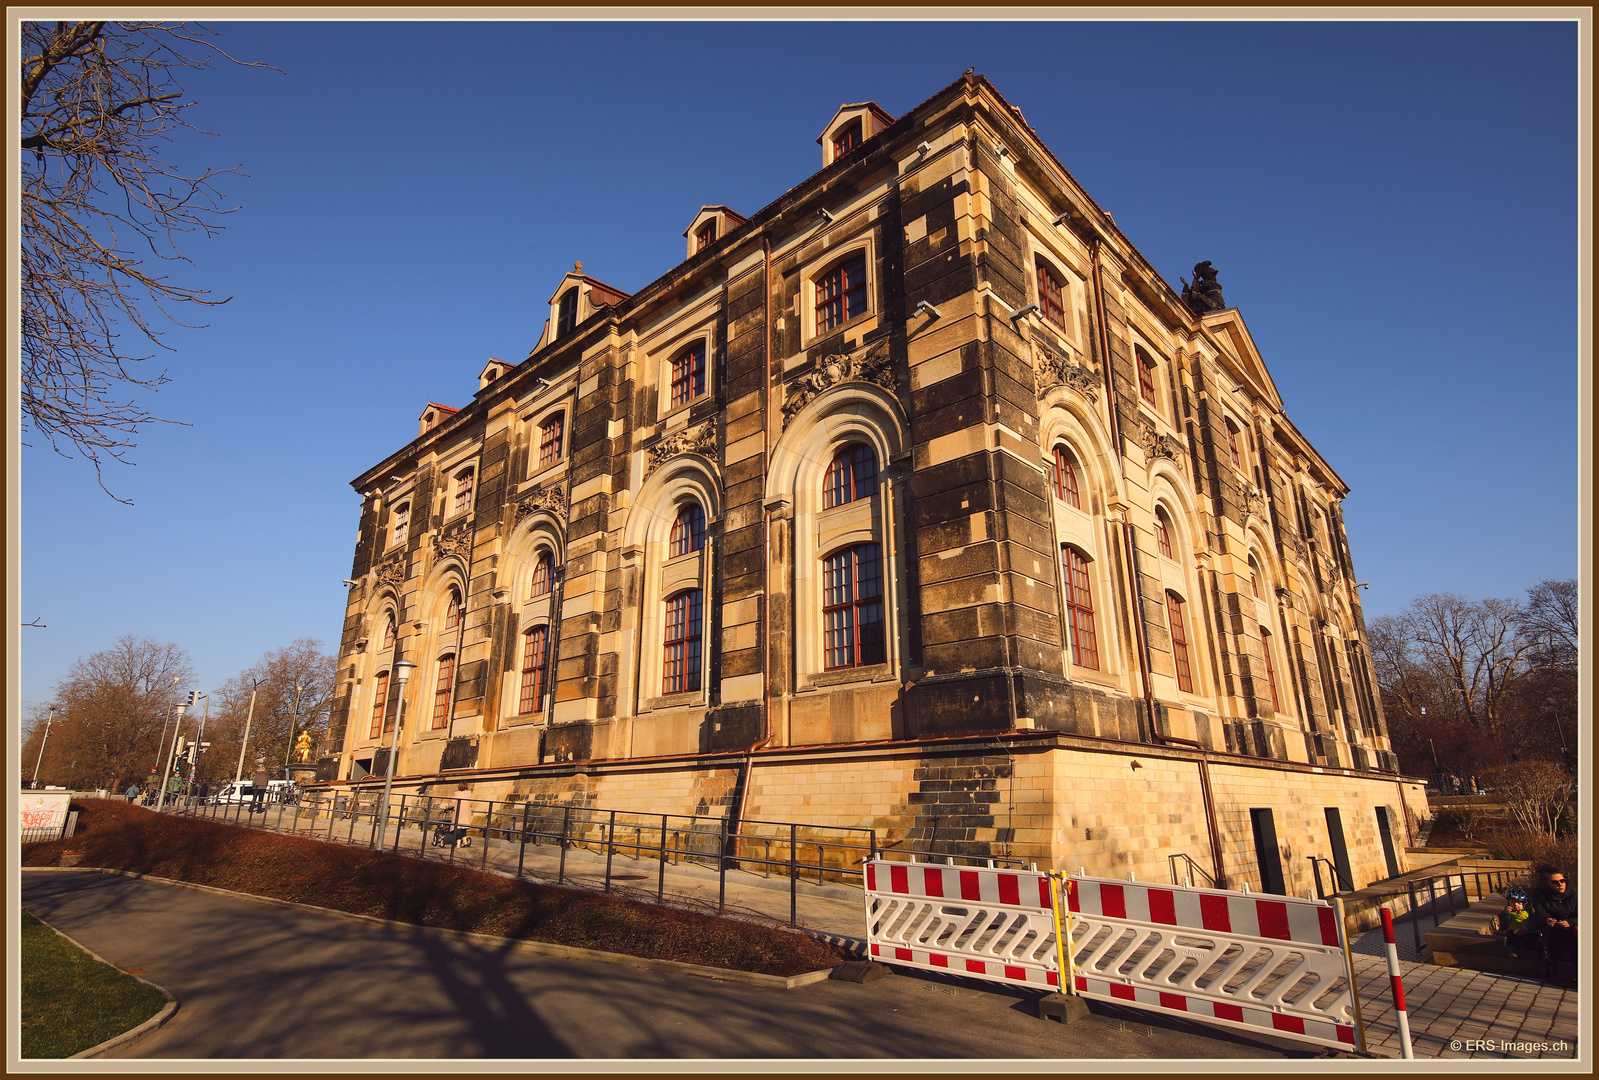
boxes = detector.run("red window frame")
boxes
[1138,353,1158,406]
[670,343,706,408]
[391,503,409,549]
[444,589,461,630]
[669,504,705,557]
[823,544,886,670]
[539,414,564,467]
[530,553,553,598]
[519,626,549,714]
[1166,591,1193,694]
[1052,446,1082,509]
[1248,558,1261,599]
[1154,510,1174,559]
[832,119,862,158]
[368,671,390,740]
[557,288,578,338]
[696,221,717,251]
[662,590,703,694]
[815,253,868,334]
[823,443,879,509]
[1063,546,1100,670]
[452,468,474,516]
[1226,422,1243,468]
[381,616,395,651]
[1037,263,1067,330]
[1259,627,1281,711]
[431,654,455,729]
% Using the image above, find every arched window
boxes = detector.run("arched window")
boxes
[1154,508,1174,559]
[1138,349,1158,407]
[368,671,390,740]
[431,654,455,729]
[823,443,879,509]
[1052,445,1082,510]
[1259,627,1281,712]
[391,503,410,549]
[452,468,475,516]
[823,544,886,669]
[444,588,462,630]
[670,343,707,407]
[1248,556,1262,599]
[1062,546,1099,670]
[1037,262,1067,330]
[695,220,717,252]
[1166,591,1193,693]
[381,614,396,651]
[662,590,704,694]
[669,503,705,557]
[832,118,862,158]
[815,252,868,334]
[539,414,565,467]
[557,287,578,338]
[519,626,549,714]
[530,552,554,598]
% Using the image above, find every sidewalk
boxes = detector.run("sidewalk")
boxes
[171,802,1579,1060]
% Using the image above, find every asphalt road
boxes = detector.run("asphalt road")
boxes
[21,871,1316,1060]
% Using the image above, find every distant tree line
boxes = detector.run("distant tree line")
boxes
[1369,579,1576,779]
[21,635,335,792]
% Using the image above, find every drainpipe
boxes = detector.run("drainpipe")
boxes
[1090,238,1122,458]
[1120,519,1158,743]
[729,734,774,861]
[762,234,773,746]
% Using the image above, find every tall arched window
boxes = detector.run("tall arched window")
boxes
[539,414,565,467]
[1062,546,1099,670]
[823,443,879,509]
[1052,445,1082,509]
[815,252,868,334]
[452,468,475,516]
[670,343,706,407]
[519,626,549,714]
[669,503,705,557]
[1166,591,1193,693]
[444,588,462,630]
[823,544,886,669]
[662,590,704,694]
[1037,262,1067,330]
[431,654,455,730]
[1154,508,1174,559]
[530,552,554,598]
[391,503,410,549]
[557,287,578,338]
[381,614,396,651]
[1259,627,1281,712]
[1248,556,1262,599]
[368,671,390,740]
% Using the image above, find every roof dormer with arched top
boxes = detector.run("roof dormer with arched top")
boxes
[818,102,896,168]
[683,205,747,260]
[537,262,632,352]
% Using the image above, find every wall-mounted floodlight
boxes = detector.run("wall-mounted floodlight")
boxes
[913,300,942,320]
[388,474,404,483]
[1052,214,1071,228]
[1355,582,1371,590]
[994,144,1009,158]
[818,208,834,225]
[1009,303,1040,323]
[342,579,359,587]
[916,141,932,155]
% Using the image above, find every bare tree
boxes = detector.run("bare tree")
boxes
[21,21,267,499]
[1483,760,1576,837]
[1401,593,1530,733]
[1520,578,1578,672]
[212,640,337,781]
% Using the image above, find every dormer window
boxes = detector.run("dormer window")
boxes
[832,119,862,159]
[557,287,578,338]
[683,206,746,260]
[695,220,717,252]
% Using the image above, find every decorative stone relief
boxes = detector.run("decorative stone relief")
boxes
[1244,484,1268,520]
[1123,412,1183,462]
[432,527,472,563]
[1029,335,1098,402]
[780,341,896,429]
[375,553,406,588]
[514,483,567,524]
[645,421,717,476]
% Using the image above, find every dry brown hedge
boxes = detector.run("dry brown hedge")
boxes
[23,800,849,978]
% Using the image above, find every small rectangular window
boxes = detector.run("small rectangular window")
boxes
[670,344,706,408]
[452,469,474,516]
[539,415,564,467]
[368,671,390,740]
[1037,263,1067,330]
[431,654,455,730]
[816,253,868,334]
[1139,355,1158,406]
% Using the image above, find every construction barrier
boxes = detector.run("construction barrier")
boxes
[864,860,1360,1052]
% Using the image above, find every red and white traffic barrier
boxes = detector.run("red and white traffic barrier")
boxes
[1379,906,1414,1059]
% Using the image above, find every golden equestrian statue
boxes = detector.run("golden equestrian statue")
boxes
[293,731,313,763]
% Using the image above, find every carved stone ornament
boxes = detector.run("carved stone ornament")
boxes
[432,527,472,563]
[1244,484,1268,519]
[375,554,406,588]
[781,341,896,429]
[514,483,567,524]
[1029,336,1098,402]
[1122,412,1183,463]
[645,421,718,476]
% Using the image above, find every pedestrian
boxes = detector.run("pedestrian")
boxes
[251,758,272,814]
[125,783,140,804]
[1492,887,1540,959]
[1529,864,1578,984]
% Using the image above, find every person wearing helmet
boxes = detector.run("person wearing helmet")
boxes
[1492,887,1540,959]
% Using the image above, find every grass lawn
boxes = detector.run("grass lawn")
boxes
[22,800,850,978]
[20,910,168,1058]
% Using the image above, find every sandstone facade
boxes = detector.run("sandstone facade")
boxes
[325,74,1423,892]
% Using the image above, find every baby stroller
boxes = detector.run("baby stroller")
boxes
[431,821,472,848]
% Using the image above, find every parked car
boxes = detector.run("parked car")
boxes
[210,780,300,805]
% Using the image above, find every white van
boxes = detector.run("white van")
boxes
[211,779,298,805]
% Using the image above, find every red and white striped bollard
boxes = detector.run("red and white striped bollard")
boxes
[1380,906,1414,1059]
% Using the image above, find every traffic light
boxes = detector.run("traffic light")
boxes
[185,691,200,707]
[198,741,212,754]
[174,736,189,757]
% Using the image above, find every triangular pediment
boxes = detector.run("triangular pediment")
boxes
[1200,309,1283,412]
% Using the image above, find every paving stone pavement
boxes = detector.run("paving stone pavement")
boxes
[163,802,1579,1060]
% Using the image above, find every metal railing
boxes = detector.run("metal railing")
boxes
[1167,852,1214,888]
[1398,866,1529,955]
[170,789,881,927]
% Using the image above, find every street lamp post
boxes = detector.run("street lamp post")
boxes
[234,679,259,784]
[156,701,190,812]
[31,705,56,787]
[373,660,414,850]
[184,693,210,805]
[283,684,304,778]
[151,674,181,787]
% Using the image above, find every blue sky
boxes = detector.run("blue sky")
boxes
[17,17,1582,712]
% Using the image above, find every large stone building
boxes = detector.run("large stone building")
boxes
[323,73,1428,896]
